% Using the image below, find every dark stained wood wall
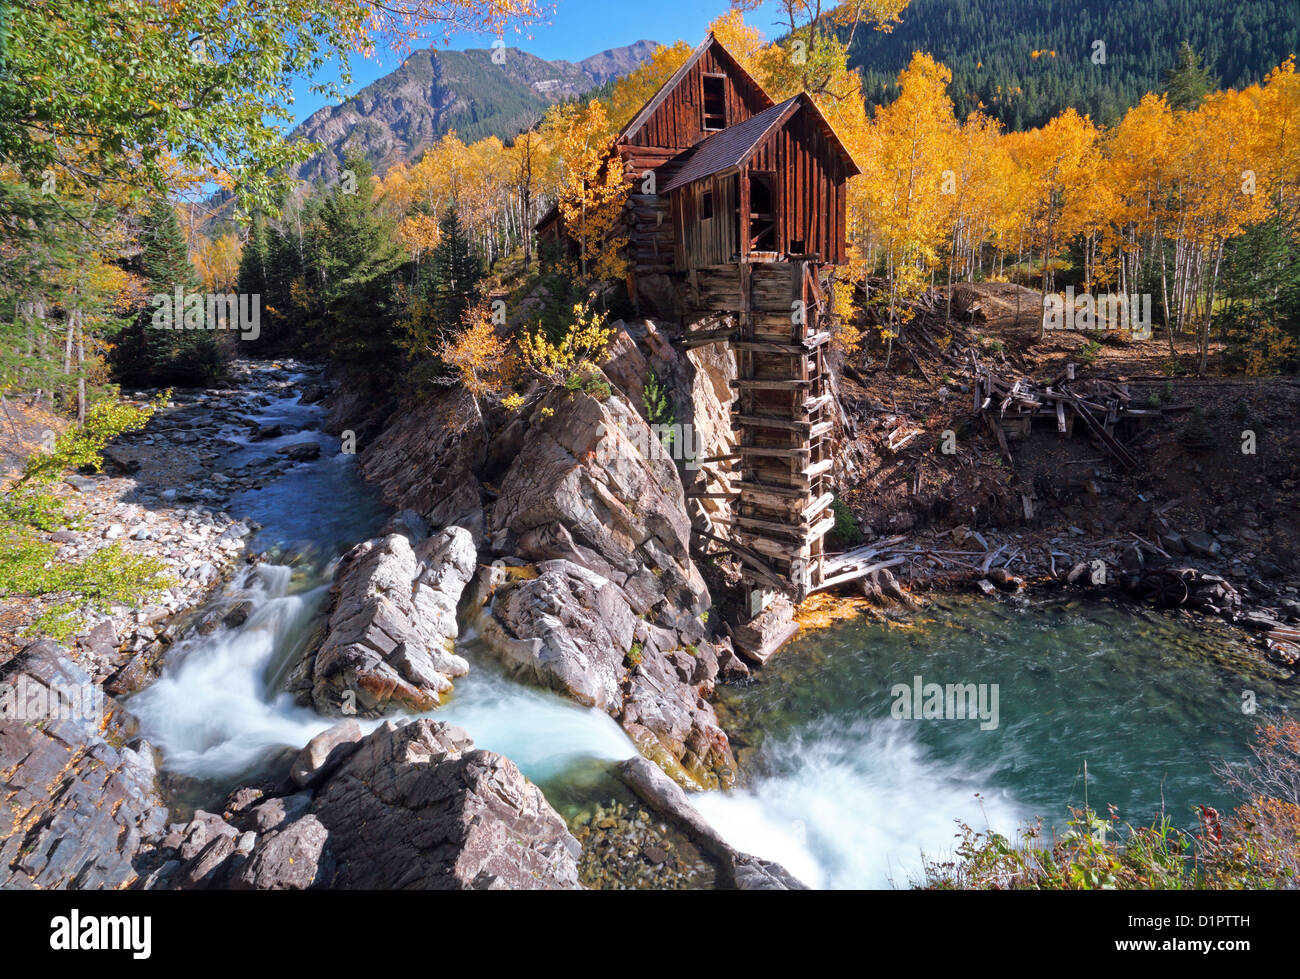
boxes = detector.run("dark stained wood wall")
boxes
[743,109,848,265]
[626,46,771,151]
[667,107,849,272]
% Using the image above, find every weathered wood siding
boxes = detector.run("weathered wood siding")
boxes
[626,47,770,150]
[744,110,848,265]
[671,173,739,270]
[667,108,849,273]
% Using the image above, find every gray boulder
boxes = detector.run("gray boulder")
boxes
[312,720,582,889]
[288,527,476,716]
[483,560,635,711]
[230,816,332,890]
[166,720,581,890]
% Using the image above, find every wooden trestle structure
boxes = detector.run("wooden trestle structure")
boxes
[538,32,864,604]
[685,259,834,600]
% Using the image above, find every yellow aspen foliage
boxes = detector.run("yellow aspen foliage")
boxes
[853,53,958,336]
[439,301,514,401]
[547,99,629,290]
[518,303,617,389]
[191,232,242,293]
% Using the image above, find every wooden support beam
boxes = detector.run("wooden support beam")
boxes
[734,413,813,433]
[812,556,908,594]
[732,340,812,355]
[801,393,834,414]
[693,529,788,592]
[734,514,807,539]
[798,458,834,480]
[733,480,807,499]
[737,444,811,459]
[801,491,834,524]
[680,326,737,348]
[806,513,836,544]
[730,378,811,390]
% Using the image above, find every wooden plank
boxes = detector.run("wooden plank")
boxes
[729,378,810,390]
[734,479,807,499]
[801,491,834,524]
[811,556,908,594]
[693,529,787,592]
[806,513,836,543]
[798,458,833,480]
[732,340,812,355]
[734,413,812,433]
[1065,393,1140,470]
[735,514,808,538]
[740,533,812,563]
[736,444,811,459]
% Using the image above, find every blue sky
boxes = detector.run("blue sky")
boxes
[287,0,794,127]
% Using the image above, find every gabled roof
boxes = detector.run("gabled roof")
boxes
[661,92,861,194]
[616,32,775,145]
[662,97,800,193]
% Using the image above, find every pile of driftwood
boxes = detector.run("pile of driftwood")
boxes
[973,360,1165,470]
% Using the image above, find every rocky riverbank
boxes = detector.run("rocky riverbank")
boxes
[0,362,334,675]
[4,357,808,890]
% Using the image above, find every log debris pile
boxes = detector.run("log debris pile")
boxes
[973,360,1177,471]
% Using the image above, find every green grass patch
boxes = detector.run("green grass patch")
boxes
[0,528,174,639]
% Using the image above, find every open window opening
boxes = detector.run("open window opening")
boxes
[748,172,776,252]
[702,75,726,131]
[702,189,714,220]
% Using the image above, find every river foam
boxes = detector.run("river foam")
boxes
[694,716,1023,888]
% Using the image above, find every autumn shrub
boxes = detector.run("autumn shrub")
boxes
[0,391,174,639]
[518,302,616,391]
[0,530,173,640]
[1205,719,1300,887]
[14,392,167,489]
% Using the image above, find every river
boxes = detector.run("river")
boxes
[128,364,1298,889]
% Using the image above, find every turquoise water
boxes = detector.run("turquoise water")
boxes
[131,365,1299,889]
[695,597,1299,888]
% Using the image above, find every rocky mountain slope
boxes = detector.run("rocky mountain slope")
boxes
[290,40,658,184]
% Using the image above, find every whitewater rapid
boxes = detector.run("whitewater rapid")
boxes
[695,718,1023,888]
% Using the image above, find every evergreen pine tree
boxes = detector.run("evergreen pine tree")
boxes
[314,153,403,363]
[430,207,482,333]
[1163,42,1216,111]
[118,197,222,385]
[236,213,268,304]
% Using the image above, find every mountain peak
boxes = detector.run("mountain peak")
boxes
[289,40,661,185]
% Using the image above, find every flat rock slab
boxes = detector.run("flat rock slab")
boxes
[0,641,166,889]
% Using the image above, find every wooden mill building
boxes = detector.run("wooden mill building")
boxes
[538,33,858,601]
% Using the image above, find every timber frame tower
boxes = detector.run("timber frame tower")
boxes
[537,33,859,602]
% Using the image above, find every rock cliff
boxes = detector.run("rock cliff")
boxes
[327,319,746,788]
